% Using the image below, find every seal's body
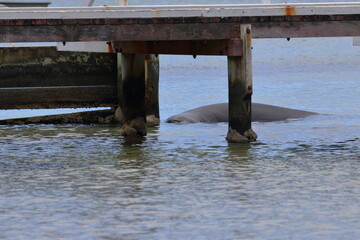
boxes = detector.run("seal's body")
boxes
[166,103,316,124]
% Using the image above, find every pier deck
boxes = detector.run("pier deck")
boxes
[1,3,360,142]
[1,3,360,41]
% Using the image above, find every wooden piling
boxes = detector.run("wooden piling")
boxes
[226,25,258,143]
[119,53,147,137]
[145,54,160,126]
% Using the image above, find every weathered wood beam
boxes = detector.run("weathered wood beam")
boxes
[0,110,116,125]
[2,16,360,42]
[114,53,160,126]
[226,25,257,143]
[252,20,360,38]
[0,22,240,42]
[1,4,360,41]
[114,40,242,56]
[0,86,117,109]
[119,53,147,137]
[0,47,117,88]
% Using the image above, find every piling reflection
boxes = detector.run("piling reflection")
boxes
[225,142,252,161]
[116,135,147,170]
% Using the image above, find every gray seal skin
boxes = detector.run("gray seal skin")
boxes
[166,103,317,124]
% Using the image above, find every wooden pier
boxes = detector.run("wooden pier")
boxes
[1,3,360,142]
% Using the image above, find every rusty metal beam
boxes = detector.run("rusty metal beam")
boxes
[114,40,243,56]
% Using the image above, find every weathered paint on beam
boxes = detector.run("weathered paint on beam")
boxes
[114,40,243,56]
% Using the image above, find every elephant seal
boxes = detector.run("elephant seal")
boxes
[166,103,317,124]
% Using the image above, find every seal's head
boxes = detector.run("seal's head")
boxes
[166,113,199,124]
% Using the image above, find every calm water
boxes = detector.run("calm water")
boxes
[1,1,360,239]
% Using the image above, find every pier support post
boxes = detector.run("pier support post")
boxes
[145,54,160,126]
[119,53,147,137]
[226,25,258,143]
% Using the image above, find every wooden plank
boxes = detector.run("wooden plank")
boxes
[2,14,360,26]
[226,25,257,143]
[0,23,241,42]
[252,20,360,38]
[1,16,360,42]
[0,71,117,88]
[0,86,117,109]
[114,40,243,56]
[0,47,117,88]
[1,4,360,19]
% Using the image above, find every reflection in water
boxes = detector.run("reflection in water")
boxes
[226,142,253,160]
